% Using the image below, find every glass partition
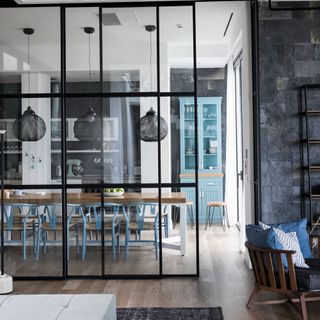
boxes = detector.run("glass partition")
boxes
[0,3,198,279]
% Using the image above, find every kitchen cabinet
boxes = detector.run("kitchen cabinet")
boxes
[179,97,223,222]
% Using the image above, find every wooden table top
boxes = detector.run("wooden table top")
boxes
[1,192,187,205]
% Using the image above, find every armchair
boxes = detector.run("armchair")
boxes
[245,235,320,320]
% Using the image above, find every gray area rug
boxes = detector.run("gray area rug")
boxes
[117,307,224,320]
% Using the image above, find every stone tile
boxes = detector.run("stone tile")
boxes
[311,26,320,44]
[294,43,314,61]
[294,60,320,78]
[260,45,294,78]
[276,77,290,91]
[259,9,292,21]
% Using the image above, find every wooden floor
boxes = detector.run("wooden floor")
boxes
[12,226,320,320]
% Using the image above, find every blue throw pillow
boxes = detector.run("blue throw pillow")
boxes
[266,219,311,258]
[245,224,288,269]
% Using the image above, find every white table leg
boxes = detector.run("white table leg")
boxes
[180,203,187,256]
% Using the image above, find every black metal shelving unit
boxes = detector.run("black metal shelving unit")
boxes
[301,84,320,234]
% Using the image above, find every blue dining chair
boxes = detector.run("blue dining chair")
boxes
[2,203,39,260]
[123,203,168,260]
[36,203,85,260]
[83,203,123,261]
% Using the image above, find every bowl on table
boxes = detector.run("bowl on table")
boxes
[104,191,125,197]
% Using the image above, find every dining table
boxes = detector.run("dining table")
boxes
[2,191,188,256]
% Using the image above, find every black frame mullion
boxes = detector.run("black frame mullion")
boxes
[61,5,67,279]
[192,2,200,278]
[99,6,106,277]
[156,5,162,277]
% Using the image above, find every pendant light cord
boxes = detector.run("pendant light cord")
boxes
[149,30,152,92]
[27,33,30,106]
[88,32,92,106]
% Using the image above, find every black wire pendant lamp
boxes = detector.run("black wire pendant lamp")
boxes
[74,27,100,141]
[12,28,46,142]
[139,25,168,142]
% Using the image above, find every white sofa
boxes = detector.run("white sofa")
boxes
[0,294,116,320]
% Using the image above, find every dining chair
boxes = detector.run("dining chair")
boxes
[36,203,85,260]
[2,203,39,260]
[83,203,123,261]
[123,203,168,260]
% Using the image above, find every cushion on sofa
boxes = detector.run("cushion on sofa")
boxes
[261,219,312,259]
[246,224,289,268]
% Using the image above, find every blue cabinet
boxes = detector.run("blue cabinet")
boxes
[179,97,223,223]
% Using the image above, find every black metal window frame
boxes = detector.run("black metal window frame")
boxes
[0,0,261,281]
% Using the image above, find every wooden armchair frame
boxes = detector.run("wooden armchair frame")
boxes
[245,236,320,320]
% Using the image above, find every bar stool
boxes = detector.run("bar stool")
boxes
[205,201,230,231]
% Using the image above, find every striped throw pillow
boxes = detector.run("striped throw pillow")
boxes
[259,222,309,268]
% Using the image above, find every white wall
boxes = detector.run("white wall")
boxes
[225,1,254,252]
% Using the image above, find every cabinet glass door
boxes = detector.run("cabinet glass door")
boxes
[201,101,219,171]
[183,102,196,171]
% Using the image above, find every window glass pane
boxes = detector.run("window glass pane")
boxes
[104,187,160,275]
[66,7,100,94]
[0,8,60,94]
[67,187,102,276]
[161,96,196,184]
[104,97,158,185]
[162,187,197,275]
[3,189,62,277]
[0,97,61,186]
[103,7,157,93]
[160,6,194,93]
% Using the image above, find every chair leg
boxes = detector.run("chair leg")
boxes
[23,228,26,260]
[246,286,260,309]
[154,227,158,260]
[299,294,308,320]
[210,207,215,227]
[219,206,226,231]
[205,206,210,230]
[82,227,86,261]
[224,205,230,228]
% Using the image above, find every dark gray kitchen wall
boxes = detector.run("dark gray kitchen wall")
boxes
[170,68,227,182]
[258,2,320,223]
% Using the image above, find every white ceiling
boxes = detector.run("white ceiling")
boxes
[1,1,245,81]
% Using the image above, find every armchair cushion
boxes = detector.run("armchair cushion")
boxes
[259,219,312,259]
[245,224,288,268]
[296,258,320,290]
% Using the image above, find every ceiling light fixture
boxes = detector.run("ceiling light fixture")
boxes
[74,27,100,141]
[12,28,46,142]
[139,25,168,142]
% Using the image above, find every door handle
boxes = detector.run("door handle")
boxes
[238,170,244,181]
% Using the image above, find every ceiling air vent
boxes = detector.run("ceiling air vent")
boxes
[100,13,121,26]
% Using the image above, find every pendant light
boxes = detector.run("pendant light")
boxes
[74,27,100,141]
[139,25,168,142]
[12,28,46,142]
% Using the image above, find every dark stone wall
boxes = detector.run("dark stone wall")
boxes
[259,2,320,223]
